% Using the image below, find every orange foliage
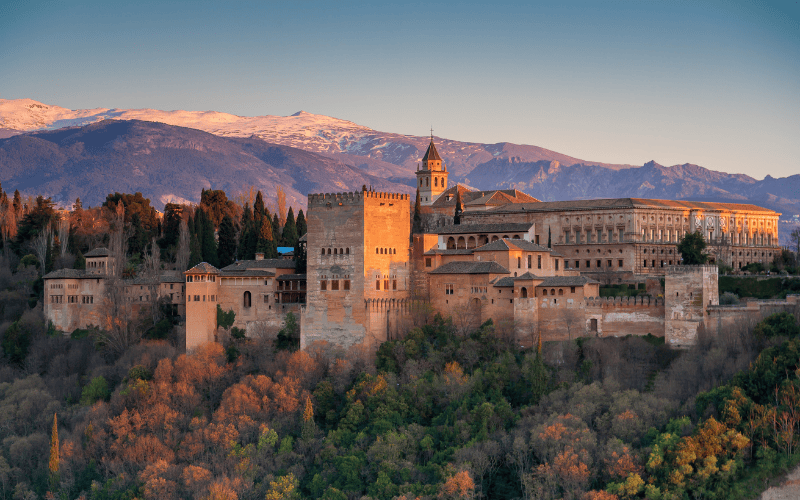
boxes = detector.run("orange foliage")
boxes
[606,446,643,479]
[584,491,619,500]
[439,470,475,499]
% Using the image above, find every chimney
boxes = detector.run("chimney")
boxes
[255,252,264,261]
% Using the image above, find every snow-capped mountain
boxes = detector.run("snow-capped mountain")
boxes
[0,98,615,176]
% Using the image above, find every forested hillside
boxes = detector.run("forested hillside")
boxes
[1,299,800,499]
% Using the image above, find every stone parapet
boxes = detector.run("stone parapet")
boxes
[308,191,410,208]
[585,296,663,307]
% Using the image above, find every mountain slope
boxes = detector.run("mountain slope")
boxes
[0,120,413,209]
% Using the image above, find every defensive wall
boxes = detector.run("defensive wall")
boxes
[704,295,800,337]
[583,296,665,340]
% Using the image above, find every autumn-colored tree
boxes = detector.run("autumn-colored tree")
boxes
[301,395,315,441]
[49,413,59,475]
[439,470,474,499]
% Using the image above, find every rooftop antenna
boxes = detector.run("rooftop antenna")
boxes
[430,126,434,141]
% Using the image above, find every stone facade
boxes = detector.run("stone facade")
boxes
[416,139,448,206]
[459,198,781,276]
[301,190,411,352]
[184,256,303,351]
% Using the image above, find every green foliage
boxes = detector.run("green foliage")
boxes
[80,376,110,405]
[743,262,765,274]
[2,319,34,365]
[144,317,172,339]
[753,311,799,339]
[217,214,238,267]
[127,365,153,381]
[678,230,708,264]
[275,312,299,351]
[74,250,86,270]
[719,276,794,299]
[216,304,235,330]
[281,207,298,247]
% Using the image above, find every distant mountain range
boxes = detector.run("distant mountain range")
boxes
[1,98,798,246]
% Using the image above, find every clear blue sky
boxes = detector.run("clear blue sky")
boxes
[1,0,798,179]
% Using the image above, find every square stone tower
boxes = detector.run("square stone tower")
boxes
[665,265,719,347]
[302,190,411,352]
[184,262,220,350]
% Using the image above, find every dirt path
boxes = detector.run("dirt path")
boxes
[760,465,800,500]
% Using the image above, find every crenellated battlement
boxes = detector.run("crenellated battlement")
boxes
[665,265,718,274]
[308,190,410,208]
[585,295,663,308]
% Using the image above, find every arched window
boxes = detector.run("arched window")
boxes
[447,237,456,249]
[243,291,251,308]
[346,248,350,254]
[334,248,338,255]
[321,248,325,255]
[434,178,438,187]
[558,289,564,296]
[542,289,548,296]
[517,257,521,268]
[327,248,332,255]
[521,287,528,298]
[426,178,429,187]
[550,289,555,295]
[340,248,344,254]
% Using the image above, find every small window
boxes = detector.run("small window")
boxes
[376,248,379,254]
[392,280,397,290]
[555,260,559,271]
[618,259,623,267]
[334,248,338,255]
[425,257,432,267]
[343,280,350,290]
[597,260,601,268]
[321,280,327,291]
[384,280,389,290]
[570,286,575,293]
[445,284,454,295]
[321,248,325,255]
[376,280,380,290]
[331,280,339,290]
[521,287,528,298]
[542,289,548,296]
[345,248,350,254]
[558,289,564,296]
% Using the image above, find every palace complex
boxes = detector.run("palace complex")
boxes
[44,138,795,353]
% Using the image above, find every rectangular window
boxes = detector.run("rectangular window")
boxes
[537,255,542,269]
[343,280,350,290]
[445,284,454,295]
[376,280,380,290]
[597,260,601,268]
[607,260,612,267]
[393,280,397,290]
[170,284,174,290]
[384,280,389,290]
[575,261,580,268]
[527,255,531,268]
[618,259,623,267]
[264,295,269,303]
[586,260,591,268]
[555,260,559,271]
[331,280,339,290]
[321,280,327,291]
[425,257,432,267]
[643,260,647,268]
[570,286,576,293]
[535,235,540,244]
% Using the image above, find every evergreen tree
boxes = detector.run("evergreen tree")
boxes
[189,233,202,268]
[678,231,708,265]
[74,250,86,270]
[412,189,423,234]
[199,209,218,266]
[282,207,298,247]
[254,190,266,219]
[296,209,307,237]
[238,204,253,260]
[257,216,275,257]
[12,190,21,218]
[271,213,281,253]
[293,240,307,274]
[160,203,183,249]
[454,190,463,225]
[217,215,238,267]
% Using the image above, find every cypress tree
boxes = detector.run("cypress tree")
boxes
[271,214,281,256]
[49,413,59,475]
[296,209,307,237]
[238,204,253,260]
[282,207,298,247]
[257,216,275,257]
[13,190,21,218]
[412,189,423,234]
[454,190,463,225]
[200,210,218,266]
[217,215,237,267]
[254,190,265,219]
[189,233,202,268]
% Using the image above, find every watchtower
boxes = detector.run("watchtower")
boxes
[416,137,448,205]
[302,190,411,352]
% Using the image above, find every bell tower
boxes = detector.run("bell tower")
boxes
[416,133,448,206]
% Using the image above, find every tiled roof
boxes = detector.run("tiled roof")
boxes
[484,198,776,214]
[423,248,475,255]
[299,233,307,242]
[537,276,600,287]
[473,239,552,253]
[221,259,296,271]
[186,262,220,274]
[430,261,510,275]
[85,247,110,257]
[219,269,276,277]
[43,268,94,279]
[422,140,442,162]
[432,186,539,208]
[124,276,159,285]
[432,222,534,235]
[277,274,307,280]
[159,272,185,283]
[492,277,515,287]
